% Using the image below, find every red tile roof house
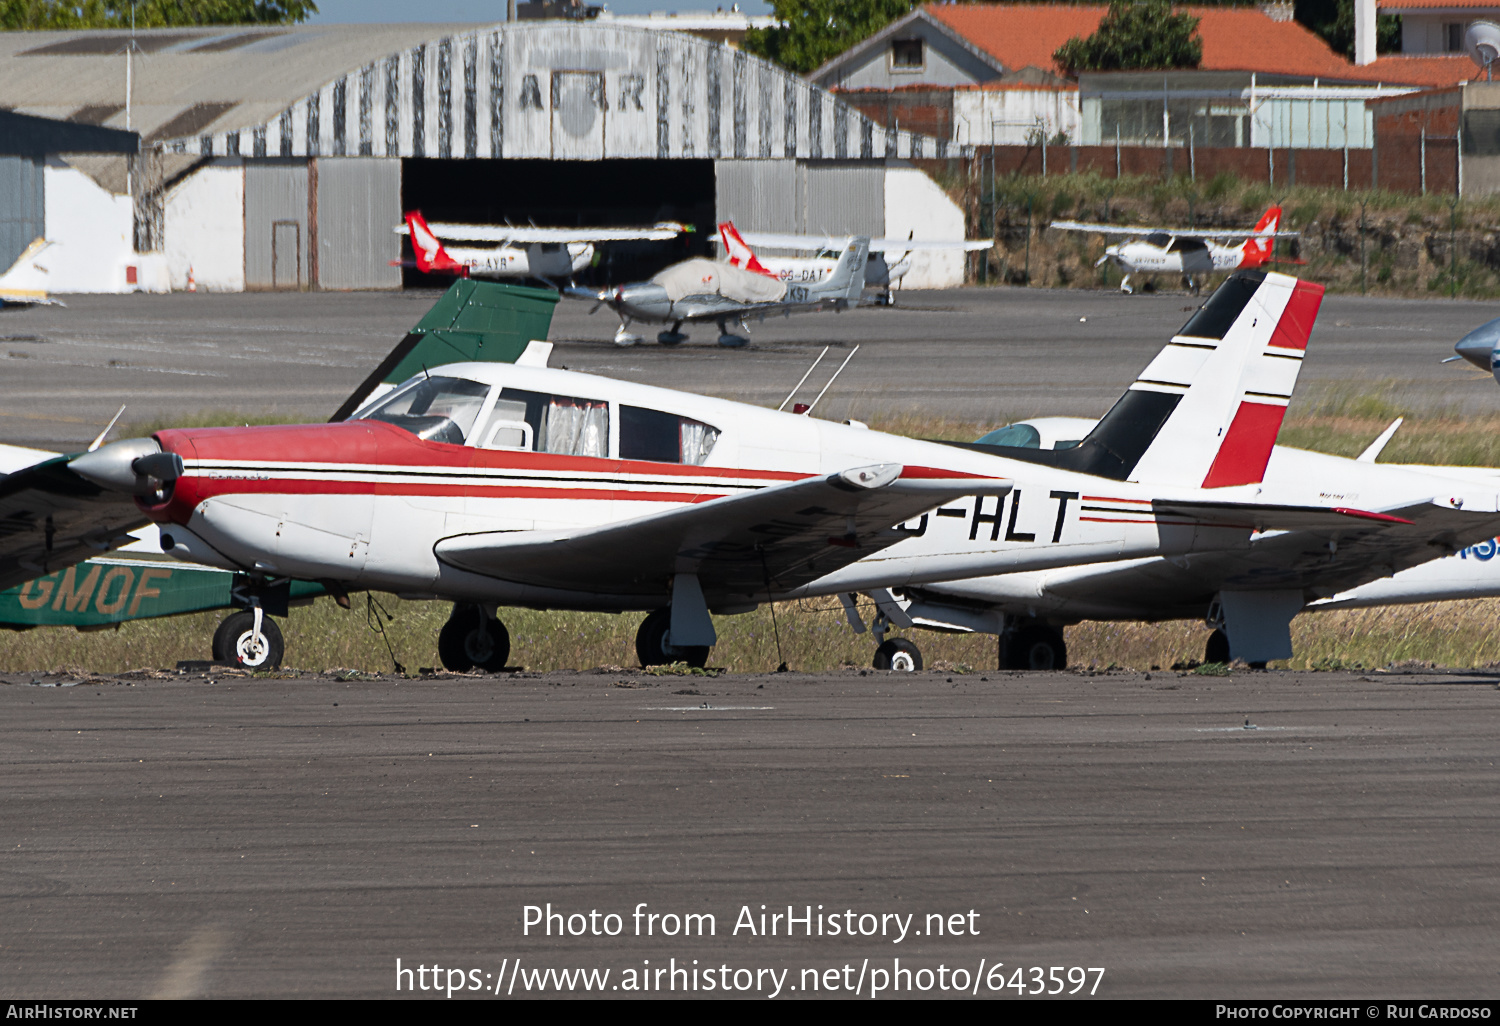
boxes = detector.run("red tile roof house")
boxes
[813,2,1480,150]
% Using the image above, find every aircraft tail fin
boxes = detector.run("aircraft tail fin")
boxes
[0,238,55,304]
[718,221,775,277]
[405,211,468,276]
[1054,270,1322,488]
[822,236,870,300]
[331,278,559,421]
[1238,206,1281,268]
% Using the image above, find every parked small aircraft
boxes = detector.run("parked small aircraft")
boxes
[398,211,687,283]
[0,278,560,668]
[33,270,1433,674]
[863,413,1500,669]
[0,239,61,307]
[717,222,993,305]
[1453,316,1500,382]
[565,235,870,346]
[1051,206,1298,294]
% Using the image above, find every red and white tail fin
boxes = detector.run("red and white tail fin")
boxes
[405,211,467,276]
[717,221,775,277]
[1119,270,1322,488]
[1238,206,1281,268]
[1057,271,1321,489]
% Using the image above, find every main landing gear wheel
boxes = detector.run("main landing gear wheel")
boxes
[716,333,749,348]
[212,610,284,670]
[873,637,923,672]
[657,322,687,345]
[438,603,511,673]
[1204,628,1230,665]
[1001,624,1067,670]
[635,608,709,669]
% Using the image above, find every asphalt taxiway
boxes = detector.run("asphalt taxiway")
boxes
[0,285,1494,451]
[2,667,1497,998]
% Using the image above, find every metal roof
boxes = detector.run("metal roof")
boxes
[0,21,956,161]
[0,24,480,143]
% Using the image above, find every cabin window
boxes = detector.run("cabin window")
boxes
[620,406,721,465]
[891,38,923,69]
[359,376,491,445]
[974,423,1041,449]
[476,387,609,458]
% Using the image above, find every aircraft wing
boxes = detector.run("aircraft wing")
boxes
[1050,220,1300,240]
[1037,498,1500,618]
[734,230,991,253]
[0,454,149,592]
[434,464,1012,598]
[395,221,687,244]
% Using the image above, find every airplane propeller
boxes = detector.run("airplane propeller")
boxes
[69,437,184,501]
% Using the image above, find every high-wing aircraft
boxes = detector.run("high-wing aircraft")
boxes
[0,239,61,307]
[399,211,687,283]
[0,278,560,668]
[862,412,1500,670]
[34,270,1436,675]
[1051,206,1299,295]
[564,235,870,346]
[717,222,993,305]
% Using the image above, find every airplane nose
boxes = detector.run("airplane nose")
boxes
[1455,317,1500,371]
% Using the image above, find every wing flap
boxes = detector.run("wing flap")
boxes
[434,465,1012,599]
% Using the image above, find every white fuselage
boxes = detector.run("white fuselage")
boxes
[446,242,594,279]
[910,433,1500,623]
[151,363,1276,613]
[1105,239,1248,278]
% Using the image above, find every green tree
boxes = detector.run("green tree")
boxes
[0,0,317,29]
[743,0,916,75]
[1294,0,1401,59]
[1054,0,1202,72]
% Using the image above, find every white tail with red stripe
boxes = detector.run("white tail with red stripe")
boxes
[1079,269,1322,489]
[717,221,776,278]
[405,211,467,276]
[1238,206,1282,269]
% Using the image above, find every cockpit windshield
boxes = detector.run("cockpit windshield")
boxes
[974,423,1041,448]
[357,376,491,445]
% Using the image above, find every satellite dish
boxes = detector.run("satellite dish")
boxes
[1466,20,1500,79]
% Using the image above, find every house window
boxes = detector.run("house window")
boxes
[1447,22,1466,52]
[891,38,924,70]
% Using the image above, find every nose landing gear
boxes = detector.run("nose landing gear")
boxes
[213,608,285,669]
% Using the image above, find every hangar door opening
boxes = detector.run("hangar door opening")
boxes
[400,158,715,287]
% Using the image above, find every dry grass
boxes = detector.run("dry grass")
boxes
[8,594,1500,675]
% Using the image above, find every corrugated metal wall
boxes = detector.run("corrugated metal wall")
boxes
[715,159,885,238]
[801,162,884,236]
[244,160,309,290]
[714,160,797,232]
[315,157,401,290]
[167,23,951,163]
[0,156,44,269]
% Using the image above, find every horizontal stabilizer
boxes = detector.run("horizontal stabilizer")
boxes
[1151,498,1414,531]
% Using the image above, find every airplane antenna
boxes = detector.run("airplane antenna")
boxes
[778,346,828,411]
[88,405,127,452]
[803,345,859,416]
[421,363,431,380]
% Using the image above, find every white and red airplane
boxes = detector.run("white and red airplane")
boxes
[871,413,1500,670]
[42,269,1444,674]
[1051,206,1299,295]
[717,221,992,305]
[398,211,687,283]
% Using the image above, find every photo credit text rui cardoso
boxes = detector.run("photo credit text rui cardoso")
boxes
[394,904,1107,997]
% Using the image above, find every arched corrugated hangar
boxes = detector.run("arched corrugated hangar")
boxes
[0,20,963,292]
